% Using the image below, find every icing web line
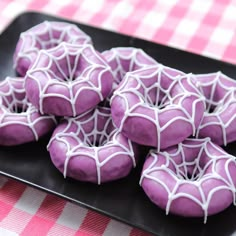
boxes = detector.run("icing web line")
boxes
[140,138,236,223]
[102,48,157,86]
[48,107,136,184]
[0,77,56,140]
[111,69,204,151]
[27,43,111,116]
[14,21,92,69]
[195,72,236,146]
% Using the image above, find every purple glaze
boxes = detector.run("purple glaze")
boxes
[110,65,205,150]
[140,138,236,221]
[193,72,236,146]
[0,77,56,146]
[13,21,92,76]
[25,43,114,117]
[48,106,139,184]
[102,47,158,89]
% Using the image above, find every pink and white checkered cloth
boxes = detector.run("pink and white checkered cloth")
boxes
[0,0,235,235]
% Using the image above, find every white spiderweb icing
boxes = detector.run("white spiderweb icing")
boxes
[194,71,236,146]
[111,66,205,151]
[26,43,113,116]
[48,106,136,184]
[140,138,236,223]
[0,77,56,141]
[14,21,92,70]
[102,47,157,88]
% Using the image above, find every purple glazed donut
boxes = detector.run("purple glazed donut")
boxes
[102,47,158,89]
[194,72,236,146]
[47,106,138,184]
[0,77,56,146]
[25,43,114,117]
[13,21,92,76]
[140,138,236,223]
[110,65,205,151]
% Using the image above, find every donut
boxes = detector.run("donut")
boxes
[0,77,57,146]
[110,65,205,150]
[25,43,114,117]
[194,72,236,146]
[140,138,236,223]
[47,106,138,184]
[102,47,157,89]
[13,21,92,76]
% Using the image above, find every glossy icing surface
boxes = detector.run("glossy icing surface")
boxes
[48,106,138,184]
[102,47,157,90]
[140,138,236,223]
[14,21,92,75]
[0,77,56,145]
[25,43,114,116]
[194,72,236,146]
[111,65,205,150]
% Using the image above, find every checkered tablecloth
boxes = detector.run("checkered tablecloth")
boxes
[0,0,235,235]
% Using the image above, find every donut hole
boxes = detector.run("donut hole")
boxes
[98,99,110,108]
[85,128,114,147]
[186,170,200,181]
[9,103,28,114]
[208,105,216,114]
[139,83,168,109]
[1,96,29,114]
[178,166,202,181]
[85,134,108,147]
[94,141,101,147]
[78,109,115,148]
[12,106,26,113]
[205,99,228,115]
[204,100,218,114]
[175,152,208,182]
[125,68,178,110]
[207,91,234,115]
[49,52,91,82]
[197,74,235,115]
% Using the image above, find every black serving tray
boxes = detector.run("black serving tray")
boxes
[0,11,236,236]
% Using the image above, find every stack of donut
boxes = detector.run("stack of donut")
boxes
[2,20,236,223]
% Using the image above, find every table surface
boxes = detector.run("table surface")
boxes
[0,0,236,235]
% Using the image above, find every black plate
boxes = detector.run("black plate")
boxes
[1,12,236,236]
